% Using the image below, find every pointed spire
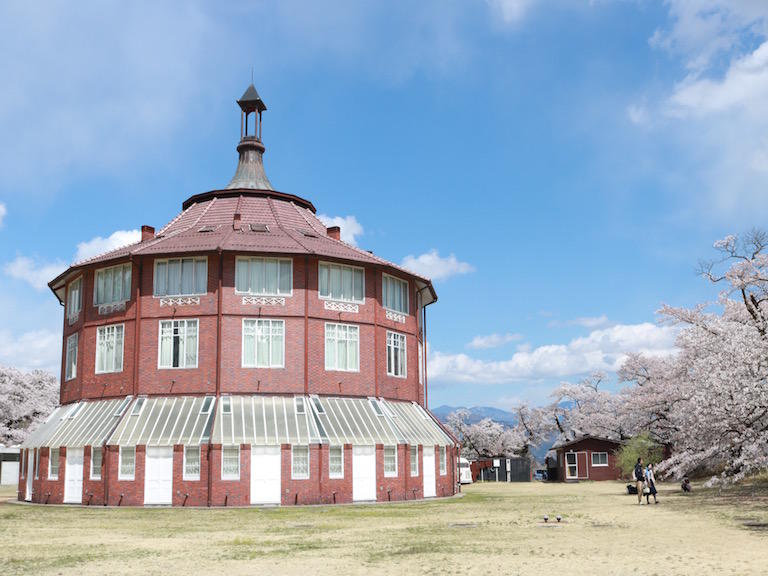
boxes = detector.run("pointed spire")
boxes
[237,84,267,113]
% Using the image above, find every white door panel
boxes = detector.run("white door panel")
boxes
[353,445,376,502]
[64,448,84,504]
[251,446,281,505]
[423,447,436,498]
[144,446,173,505]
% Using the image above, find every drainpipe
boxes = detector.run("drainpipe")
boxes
[304,256,309,394]
[374,267,379,398]
[132,257,142,397]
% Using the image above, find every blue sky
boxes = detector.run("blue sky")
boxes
[1,1,768,410]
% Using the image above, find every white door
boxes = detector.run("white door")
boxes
[64,447,84,504]
[352,445,376,502]
[565,452,578,479]
[251,446,281,505]
[144,446,173,505]
[2,460,19,485]
[423,446,436,498]
[25,450,34,501]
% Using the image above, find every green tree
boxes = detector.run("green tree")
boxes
[616,432,663,478]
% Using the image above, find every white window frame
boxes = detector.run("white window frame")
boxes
[95,323,125,374]
[221,445,240,480]
[439,446,447,476]
[328,445,344,479]
[294,396,305,415]
[66,276,82,323]
[153,256,208,297]
[35,448,40,479]
[318,261,365,304]
[118,446,135,480]
[183,445,201,481]
[418,341,424,385]
[93,263,132,306]
[222,396,232,414]
[65,333,78,381]
[382,273,409,314]
[48,448,59,480]
[241,318,285,368]
[291,445,310,480]
[384,445,398,477]
[158,319,199,369]
[90,447,102,480]
[234,256,293,296]
[386,331,407,378]
[591,452,609,467]
[324,322,360,372]
[410,445,419,477]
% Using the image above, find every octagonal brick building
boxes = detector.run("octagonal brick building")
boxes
[18,86,457,507]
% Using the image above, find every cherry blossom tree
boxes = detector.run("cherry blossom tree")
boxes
[0,365,58,445]
[446,409,526,459]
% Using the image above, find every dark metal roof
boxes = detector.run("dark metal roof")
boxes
[237,84,267,113]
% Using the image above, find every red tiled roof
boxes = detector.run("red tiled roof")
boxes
[51,191,436,302]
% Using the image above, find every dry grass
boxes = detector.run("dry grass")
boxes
[1,479,766,575]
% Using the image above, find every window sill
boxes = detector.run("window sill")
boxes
[182,475,201,482]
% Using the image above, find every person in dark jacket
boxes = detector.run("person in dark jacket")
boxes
[645,463,658,504]
[634,457,645,504]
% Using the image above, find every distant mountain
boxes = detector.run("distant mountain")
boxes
[431,405,556,465]
[431,405,517,428]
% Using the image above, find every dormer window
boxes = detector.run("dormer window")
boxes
[235,257,292,296]
[382,274,409,314]
[319,262,364,304]
[94,263,132,306]
[66,277,82,324]
[154,257,207,297]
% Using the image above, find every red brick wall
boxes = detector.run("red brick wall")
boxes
[172,444,209,506]
[83,445,105,505]
[107,445,145,505]
[209,444,250,506]
[58,253,425,405]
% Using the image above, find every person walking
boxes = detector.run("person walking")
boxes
[645,463,658,504]
[634,457,645,505]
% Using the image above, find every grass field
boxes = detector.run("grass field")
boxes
[1,479,767,575]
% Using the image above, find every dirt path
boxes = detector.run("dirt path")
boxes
[1,481,766,575]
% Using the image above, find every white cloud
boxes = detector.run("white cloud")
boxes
[317,215,364,246]
[0,202,6,227]
[0,328,60,374]
[3,256,67,291]
[75,229,141,262]
[429,322,677,384]
[635,2,768,217]
[627,104,649,126]
[400,250,474,281]
[467,332,523,350]
[549,315,611,329]
[487,0,535,24]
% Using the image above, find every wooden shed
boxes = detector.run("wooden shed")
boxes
[551,435,622,482]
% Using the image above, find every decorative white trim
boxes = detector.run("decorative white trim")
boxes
[159,296,200,307]
[98,301,126,315]
[67,313,80,326]
[324,300,359,313]
[385,309,406,324]
[242,296,285,306]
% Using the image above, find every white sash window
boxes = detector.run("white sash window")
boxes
[90,447,102,480]
[324,323,359,372]
[382,274,409,314]
[235,257,292,296]
[386,331,407,378]
[94,263,132,306]
[329,445,343,478]
[242,319,284,368]
[410,445,419,476]
[95,324,124,374]
[384,445,398,477]
[65,333,78,381]
[66,277,82,322]
[119,446,135,480]
[184,446,201,480]
[222,445,240,480]
[292,446,310,479]
[49,448,60,479]
[159,319,198,369]
[439,446,447,475]
[318,262,364,303]
[154,257,207,296]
